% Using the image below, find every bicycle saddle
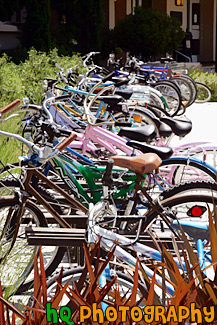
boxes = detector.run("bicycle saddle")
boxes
[126,140,173,160]
[160,116,192,137]
[118,124,157,142]
[97,95,123,106]
[111,153,162,174]
[112,77,130,87]
[160,57,174,63]
[115,88,133,100]
[151,117,173,137]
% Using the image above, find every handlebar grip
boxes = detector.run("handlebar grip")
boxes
[56,133,77,152]
[102,71,116,83]
[0,99,21,115]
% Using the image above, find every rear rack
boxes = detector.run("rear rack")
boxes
[25,226,86,247]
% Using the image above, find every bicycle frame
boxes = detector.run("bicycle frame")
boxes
[17,167,88,228]
[49,152,141,207]
[88,199,213,297]
[88,201,176,296]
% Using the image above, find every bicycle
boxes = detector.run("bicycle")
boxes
[1,99,217,296]
[20,85,217,190]
[43,157,217,306]
[0,100,91,294]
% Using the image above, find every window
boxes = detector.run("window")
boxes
[131,0,142,12]
[170,11,183,25]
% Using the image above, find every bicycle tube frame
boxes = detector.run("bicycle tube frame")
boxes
[93,224,175,296]
[22,168,88,228]
[50,153,140,206]
[69,125,140,156]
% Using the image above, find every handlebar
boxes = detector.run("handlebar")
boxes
[0,99,21,116]
[55,133,77,151]
[42,94,71,123]
[0,126,77,162]
[102,71,116,83]
[0,97,78,163]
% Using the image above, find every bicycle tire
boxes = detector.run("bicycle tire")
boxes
[159,157,216,185]
[143,191,217,237]
[170,76,194,108]
[152,80,182,116]
[195,81,212,103]
[174,74,197,106]
[138,179,217,215]
[189,148,217,170]
[46,266,148,307]
[0,196,66,294]
[149,89,165,109]
[161,179,217,198]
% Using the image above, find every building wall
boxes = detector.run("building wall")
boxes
[115,0,127,24]
[166,0,188,31]
[102,0,110,28]
[200,0,215,62]
[105,0,216,63]
[152,0,166,12]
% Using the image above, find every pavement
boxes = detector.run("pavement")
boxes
[171,102,217,146]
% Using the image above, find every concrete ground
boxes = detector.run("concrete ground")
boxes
[171,101,217,146]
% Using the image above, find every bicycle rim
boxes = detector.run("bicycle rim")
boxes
[0,197,65,295]
[195,82,212,103]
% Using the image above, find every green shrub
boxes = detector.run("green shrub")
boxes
[110,7,185,60]
[0,48,85,165]
[189,68,217,102]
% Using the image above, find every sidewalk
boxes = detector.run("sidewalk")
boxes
[171,102,217,146]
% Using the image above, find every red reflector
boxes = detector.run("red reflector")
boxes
[191,206,203,217]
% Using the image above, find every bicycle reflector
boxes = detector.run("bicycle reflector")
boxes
[133,116,142,123]
[187,205,206,217]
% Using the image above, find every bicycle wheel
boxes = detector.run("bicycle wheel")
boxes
[108,107,158,136]
[149,89,165,109]
[46,267,148,308]
[195,82,212,103]
[175,74,197,106]
[170,76,194,108]
[159,157,216,186]
[0,175,67,215]
[0,197,65,294]
[143,190,217,242]
[190,147,217,170]
[138,179,217,214]
[152,80,182,116]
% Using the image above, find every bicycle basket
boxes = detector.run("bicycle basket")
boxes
[125,85,151,105]
[171,62,188,74]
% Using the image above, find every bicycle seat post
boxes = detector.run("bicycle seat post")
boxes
[102,159,114,198]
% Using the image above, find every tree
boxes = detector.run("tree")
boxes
[0,0,19,21]
[72,0,104,54]
[112,7,185,60]
[23,0,51,52]
[50,0,104,55]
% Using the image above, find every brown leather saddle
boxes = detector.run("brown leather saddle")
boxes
[111,153,162,175]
